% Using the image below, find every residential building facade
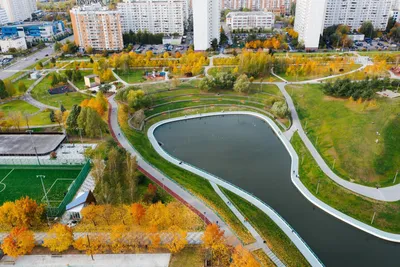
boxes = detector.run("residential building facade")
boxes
[70,4,123,51]
[0,0,37,23]
[323,0,392,31]
[294,0,327,50]
[0,9,9,25]
[226,11,274,30]
[117,0,187,35]
[0,37,27,52]
[221,0,293,13]
[295,0,393,50]
[193,0,220,50]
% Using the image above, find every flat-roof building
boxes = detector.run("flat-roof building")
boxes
[226,11,274,30]
[0,36,27,52]
[1,21,65,41]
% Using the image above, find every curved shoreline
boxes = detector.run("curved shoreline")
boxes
[147,111,400,265]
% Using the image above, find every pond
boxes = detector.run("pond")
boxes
[153,114,400,267]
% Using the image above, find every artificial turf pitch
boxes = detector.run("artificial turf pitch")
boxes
[0,165,83,206]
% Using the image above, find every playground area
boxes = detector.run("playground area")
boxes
[0,165,84,207]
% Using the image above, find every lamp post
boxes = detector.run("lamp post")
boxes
[37,175,50,207]
[27,130,40,165]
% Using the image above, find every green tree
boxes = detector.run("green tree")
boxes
[359,21,375,38]
[60,104,66,113]
[54,42,62,52]
[66,104,81,132]
[233,74,250,93]
[0,80,9,99]
[17,82,27,93]
[49,110,55,122]
[271,101,288,118]
[211,38,218,51]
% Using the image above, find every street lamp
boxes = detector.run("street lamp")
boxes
[37,175,50,207]
[27,130,40,165]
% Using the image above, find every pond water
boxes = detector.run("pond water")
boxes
[153,114,400,267]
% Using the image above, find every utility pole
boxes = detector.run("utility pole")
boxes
[27,130,40,165]
[87,234,94,261]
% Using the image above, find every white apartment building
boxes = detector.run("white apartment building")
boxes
[324,0,392,31]
[193,0,220,50]
[295,0,393,50]
[221,0,293,13]
[0,0,37,22]
[0,9,9,25]
[70,4,123,51]
[294,0,327,50]
[117,0,187,35]
[226,11,274,30]
[0,37,27,52]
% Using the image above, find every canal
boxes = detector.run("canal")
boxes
[153,114,400,267]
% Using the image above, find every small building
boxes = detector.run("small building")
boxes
[0,37,27,52]
[226,11,275,31]
[84,74,101,88]
[30,71,41,80]
[1,21,66,42]
[163,35,183,45]
[65,191,96,220]
[348,34,365,42]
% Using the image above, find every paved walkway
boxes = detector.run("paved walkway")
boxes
[276,82,400,202]
[211,182,285,267]
[0,254,171,267]
[108,95,240,247]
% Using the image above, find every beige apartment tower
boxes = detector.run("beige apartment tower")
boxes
[70,4,123,51]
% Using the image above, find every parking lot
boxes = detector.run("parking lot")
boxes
[352,39,395,51]
[131,33,193,55]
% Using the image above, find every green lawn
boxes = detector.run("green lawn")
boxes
[221,188,309,267]
[289,84,400,186]
[207,67,234,77]
[28,110,53,126]
[169,246,205,267]
[67,70,93,90]
[118,105,256,245]
[291,132,400,234]
[114,69,155,84]
[253,249,277,267]
[31,74,92,110]
[0,100,39,115]
[0,165,82,206]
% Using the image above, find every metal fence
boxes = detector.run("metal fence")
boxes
[47,160,91,218]
[0,157,86,166]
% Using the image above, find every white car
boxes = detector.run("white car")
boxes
[67,220,78,228]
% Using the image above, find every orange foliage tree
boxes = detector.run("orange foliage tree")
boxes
[1,227,35,258]
[230,245,261,267]
[131,203,146,225]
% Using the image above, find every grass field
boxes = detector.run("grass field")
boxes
[31,73,92,110]
[0,100,39,115]
[114,69,154,84]
[291,133,400,234]
[169,246,205,267]
[0,165,82,206]
[289,84,400,186]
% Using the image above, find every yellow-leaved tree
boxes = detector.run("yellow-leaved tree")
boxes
[230,245,261,267]
[43,224,73,253]
[165,225,187,253]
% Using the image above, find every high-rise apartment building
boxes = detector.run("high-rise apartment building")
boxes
[294,0,326,50]
[295,0,393,50]
[323,0,392,31]
[221,0,293,14]
[193,0,220,50]
[70,4,123,51]
[117,0,187,35]
[0,0,37,22]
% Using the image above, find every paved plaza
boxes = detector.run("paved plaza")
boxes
[0,253,171,267]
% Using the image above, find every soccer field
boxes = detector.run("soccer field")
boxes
[0,165,83,207]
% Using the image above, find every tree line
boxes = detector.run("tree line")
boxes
[122,30,164,45]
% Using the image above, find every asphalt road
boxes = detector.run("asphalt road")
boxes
[0,35,74,80]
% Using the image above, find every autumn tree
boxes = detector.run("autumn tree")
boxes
[233,74,251,93]
[165,225,188,253]
[145,202,170,229]
[202,223,231,266]
[147,225,161,252]
[110,225,127,253]
[0,202,18,228]
[1,227,35,258]
[73,234,108,255]
[131,203,146,225]
[14,197,44,228]
[230,245,260,267]
[43,224,73,252]
[81,204,103,226]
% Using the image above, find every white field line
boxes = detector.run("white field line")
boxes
[41,178,75,202]
[0,169,14,193]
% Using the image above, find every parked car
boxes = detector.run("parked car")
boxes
[67,220,78,228]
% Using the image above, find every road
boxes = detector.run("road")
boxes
[0,35,75,80]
